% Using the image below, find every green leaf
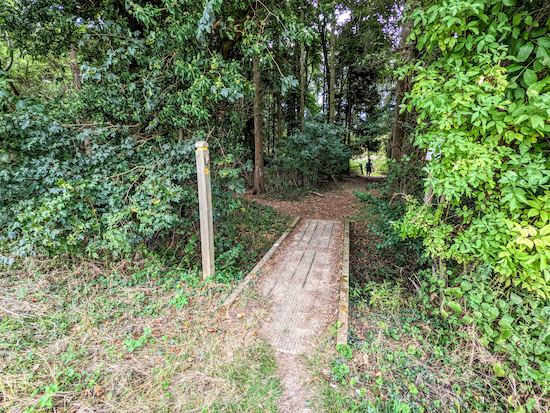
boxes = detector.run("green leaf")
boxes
[477,39,486,53]
[524,69,538,86]
[499,315,514,329]
[500,328,514,340]
[462,315,474,324]
[509,292,523,305]
[445,287,463,298]
[460,280,472,291]
[516,42,534,62]
[447,301,462,313]
[536,45,550,66]
[493,363,505,377]
[531,115,545,130]
[506,64,523,73]
[526,367,542,380]
[515,114,529,124]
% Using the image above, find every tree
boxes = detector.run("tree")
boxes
[390,18,413,162]
[253,56,265,194]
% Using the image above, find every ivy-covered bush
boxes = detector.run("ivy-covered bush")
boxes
[0,107,244,258]
[0,0,301,262]
[394,0,550,401]
[418,265,550,405]
[399,0,550,296]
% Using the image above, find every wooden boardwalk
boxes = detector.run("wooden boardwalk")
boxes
[258,219,344,412]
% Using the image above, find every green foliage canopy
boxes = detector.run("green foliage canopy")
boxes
[398,0,550,297]
[0,0,301,259]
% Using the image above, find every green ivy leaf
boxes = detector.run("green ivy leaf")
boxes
[462,315,474,324]
[493,363,505,377]
[447,301,462,313]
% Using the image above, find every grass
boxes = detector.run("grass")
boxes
[0,259,282,412]
[0,201,292,412]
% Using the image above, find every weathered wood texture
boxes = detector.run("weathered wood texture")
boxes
[195,141,215,280]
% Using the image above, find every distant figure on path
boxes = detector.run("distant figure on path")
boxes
[365,159,373,179]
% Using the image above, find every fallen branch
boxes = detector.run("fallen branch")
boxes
[330,174,344,189]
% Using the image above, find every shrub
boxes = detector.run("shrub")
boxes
[269,116,352,189]
[0,107,244,259]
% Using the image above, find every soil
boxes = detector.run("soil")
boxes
[242,175,385,221]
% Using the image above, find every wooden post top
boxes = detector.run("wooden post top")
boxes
[195,141,209,149]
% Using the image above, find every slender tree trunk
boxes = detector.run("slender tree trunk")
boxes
[276,90,283,144]
[300,10,306,131]
[300,44,305,131]
[329,12,336,124]
[388,19,414,198]
[69,44,82,91]
[346,88,352,145]
[253,57,265,194]
[319,16,329,118]
[2,44,19,97]
[271,93,275,154]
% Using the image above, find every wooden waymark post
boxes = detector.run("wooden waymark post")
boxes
[195,141,215,280]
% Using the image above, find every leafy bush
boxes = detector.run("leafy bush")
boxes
[0,107,246,260]
[269,116,352,190]
[400,0,550,297]
[416,265,550,406]
[354,190,428,268]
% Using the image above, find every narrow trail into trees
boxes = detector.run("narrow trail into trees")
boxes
[239,177,379,411]
[244,176,384,221]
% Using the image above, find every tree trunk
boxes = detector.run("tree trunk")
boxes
[390,22,413,162]
[69,44,82,91]
[300,43,306,131]
[253,57,265,194]
[276,90,283,144]
[345,87,352,145]
[319,15,329,118]
[300,10,306,131]
[329,12,336,124]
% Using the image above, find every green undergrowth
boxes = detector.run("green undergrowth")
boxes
[0,258,281,412]
[308,281,548,412]
[208,199,291,282]
[305,189,549,412]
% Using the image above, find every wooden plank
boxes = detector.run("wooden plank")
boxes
[336,220,350,346]
[219,216,301,312]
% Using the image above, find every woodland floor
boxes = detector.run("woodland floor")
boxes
[243,175,385,220]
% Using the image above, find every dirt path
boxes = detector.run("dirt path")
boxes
[240,176,383,412]
[243,175,383,220]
